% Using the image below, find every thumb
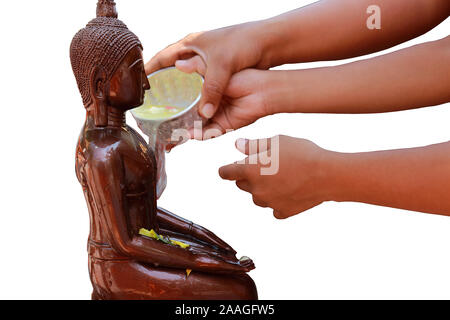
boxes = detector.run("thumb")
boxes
[199,65,230,119]
[175,55,206,75]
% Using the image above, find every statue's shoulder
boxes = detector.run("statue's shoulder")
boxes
[80,128,126,165]
[82,126,149,166]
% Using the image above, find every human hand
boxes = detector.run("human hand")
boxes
[190,69,272,140]
[145,22,271,121]
[219,135,332,219]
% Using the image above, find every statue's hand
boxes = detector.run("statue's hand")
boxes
[238,257,255,271]
[192,251,255,273]
[192,224,236,255]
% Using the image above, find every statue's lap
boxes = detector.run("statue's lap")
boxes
[89,257,257,300]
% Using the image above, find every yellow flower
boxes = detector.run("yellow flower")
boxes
[139,228,190,249]
[171,240,190,249]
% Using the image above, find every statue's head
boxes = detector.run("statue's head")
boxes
[70,0,150,126]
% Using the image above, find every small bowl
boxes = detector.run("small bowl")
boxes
[131,67,205,198]
[131,67,205,146]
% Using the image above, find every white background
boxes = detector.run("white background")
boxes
[0,0,449,300]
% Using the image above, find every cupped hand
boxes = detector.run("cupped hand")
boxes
[219,135,332,219]
[189,68,272,140]
[145,22,270,121]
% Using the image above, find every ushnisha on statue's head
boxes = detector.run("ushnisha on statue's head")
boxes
[70,0,150,126]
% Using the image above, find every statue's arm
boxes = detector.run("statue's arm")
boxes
[89,155,250,273]
[157,207,237,254]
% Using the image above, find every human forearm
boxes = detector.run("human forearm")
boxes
[323,142,450,215]
[259,0,449,67]
[265,36,450,114]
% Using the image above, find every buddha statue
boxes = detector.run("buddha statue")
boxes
[70,0,257,300]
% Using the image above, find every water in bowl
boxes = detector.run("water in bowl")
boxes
[133,104,185,121]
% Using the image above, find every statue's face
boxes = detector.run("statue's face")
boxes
[108,46,150,110]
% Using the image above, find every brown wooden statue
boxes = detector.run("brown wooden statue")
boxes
[70,0,257,300]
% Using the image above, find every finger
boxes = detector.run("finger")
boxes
[273,211,288,220]
[224,69,257,98]
[240,260,254,269]
[236,138,272,155]
[236,180,252,193]
[219,164,246,181]
[243,261,256,271]
[199,64,231,119]
[239,255,254,264]
[245,152,264,166]
[252,196,268,208]
[145,44,191,75]
[198,99,236,139]
[175,55,207,76]
[240,258,253,266]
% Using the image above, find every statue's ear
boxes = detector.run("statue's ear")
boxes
[90,66,108,127]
